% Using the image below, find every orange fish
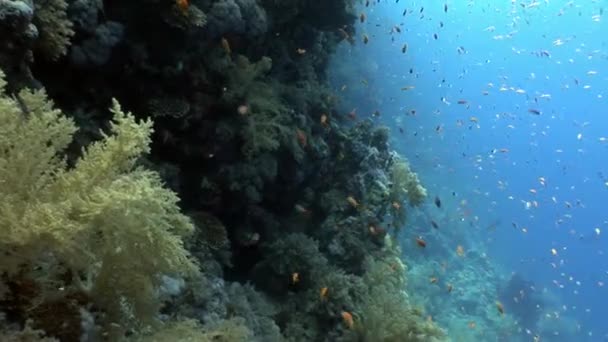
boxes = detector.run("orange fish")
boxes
[176,0,189,13]
[291,272,300,284]
[392,201,401,210]
[296,48,306,55]
[341,311,354,329]
[320,287,329,300]
[456,245,465,257]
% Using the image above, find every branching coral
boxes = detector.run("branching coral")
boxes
[33,0,75,60]
[0,72,198,338]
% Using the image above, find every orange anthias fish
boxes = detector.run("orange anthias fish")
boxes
[176,0,189,13]
[320,287,329,301]
[341,311,354,329]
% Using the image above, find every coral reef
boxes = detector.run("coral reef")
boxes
[0,0,452,340]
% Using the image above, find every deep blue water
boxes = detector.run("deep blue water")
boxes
[330,1,608,340]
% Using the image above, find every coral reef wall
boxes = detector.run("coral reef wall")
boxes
[0,0,445,341]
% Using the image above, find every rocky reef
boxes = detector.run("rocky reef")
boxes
[0,0,444,341]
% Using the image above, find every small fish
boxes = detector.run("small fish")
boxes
[347,196,360,208]
[456,245,465,256]
[320,287,329,300]
[392,201,401,210]
[433,33,438,40]
[176,0,189,13]
[401,43,408,53]
[320,114,329,127]
[296,48,306,55]
[401,85,415,91]
[416,237,427,248]
[496,301,505,315]
[291,272,300,284]
[444,3,448,12]
[341,311,354,329]
[528,108,541,115]
[429,277,438,284]
[363,34,369,44]
[447,284,453,293]
[347,108,357,120]
[295,204,311,215]
[431,220,439,229]
[237,104,249,115]
[434,196,441,208]
[457,99,468,104]
[360,12,366,23]
[220,37,231,54]
[368,225,385,236]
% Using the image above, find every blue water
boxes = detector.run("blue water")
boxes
[330,1,608,340]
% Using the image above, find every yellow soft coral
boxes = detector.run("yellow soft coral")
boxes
[0,71,198,337]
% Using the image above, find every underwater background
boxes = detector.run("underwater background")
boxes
[0,0,606,341]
